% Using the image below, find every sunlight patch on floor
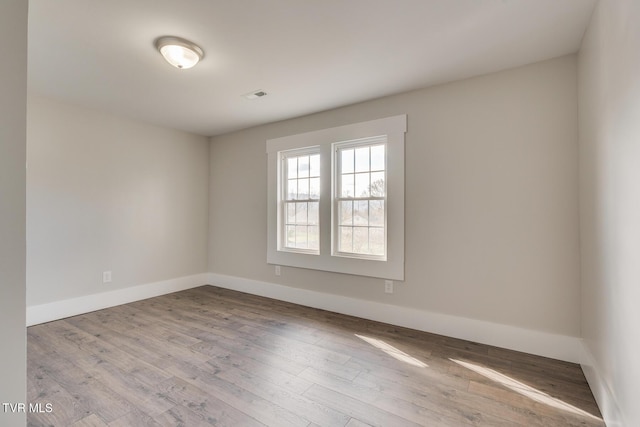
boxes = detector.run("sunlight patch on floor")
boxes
[355,334,428,368]
[450,358,601,421]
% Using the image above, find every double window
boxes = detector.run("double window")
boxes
[267,115,406,280]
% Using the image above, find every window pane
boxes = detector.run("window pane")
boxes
[309,177,320,199]
[370,171,385,197]
[287,179,297,200]
[295,202,307,224]
[371,144,385,171]
[354,200,369,226]
[339,226,353,253]
[355,173,370,197]
[286,225,296,247]
[341,174,354,198]
[339,201,353,226]
[298,155,309,178]
[369,200,384,227]
[287,157,297,179]
[341,149,354,174]
[308,226,319,250]
[296,225,308,247]
[353,227,368,253]
[297,178,309,199]
[308,202,319,225]
[369,228,385,256]
[310,154,320,177]
[355,147,369,173]
[286,202,296,224]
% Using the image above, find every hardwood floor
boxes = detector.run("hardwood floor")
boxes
[27,286,604,426]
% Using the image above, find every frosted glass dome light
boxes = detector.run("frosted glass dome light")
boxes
[155,36,204,69]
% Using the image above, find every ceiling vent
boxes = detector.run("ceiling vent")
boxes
[243,90,268,100]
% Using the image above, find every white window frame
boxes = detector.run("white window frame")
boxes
[266,115,406,280]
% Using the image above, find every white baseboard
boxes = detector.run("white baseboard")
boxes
[27,273,209,326]
[207,272,581,363]
[26,271,583,364]
[580,341,623,427]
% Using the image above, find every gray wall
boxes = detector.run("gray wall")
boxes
[27,96,210,306]
[209,55,581,336]
[0,1,27,426]
[578,0,640,424]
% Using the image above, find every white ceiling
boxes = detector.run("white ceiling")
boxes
[28,0,596,137]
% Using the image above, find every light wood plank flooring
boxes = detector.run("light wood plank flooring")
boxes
[27,286,604,426]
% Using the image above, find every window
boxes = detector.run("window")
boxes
[334,138,387,259]
[267,115,406,280]
[280,148,320,253]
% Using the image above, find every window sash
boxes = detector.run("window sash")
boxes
[279,148,320,254]
[333,137,387,261]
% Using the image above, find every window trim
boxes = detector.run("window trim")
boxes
[266,115,406,280]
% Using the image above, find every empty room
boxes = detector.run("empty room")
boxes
[1,0,638,426]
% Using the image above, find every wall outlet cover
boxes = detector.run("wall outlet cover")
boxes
[385,280,393,294]
[103,271,112,283]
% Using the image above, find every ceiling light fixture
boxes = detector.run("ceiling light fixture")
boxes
[155,36,204,70]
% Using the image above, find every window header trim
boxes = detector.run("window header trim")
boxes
[267,115,406,154]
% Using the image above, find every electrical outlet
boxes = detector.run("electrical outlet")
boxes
[384,280,393,294]
[103,271,112,284]
[275,265,281,276]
